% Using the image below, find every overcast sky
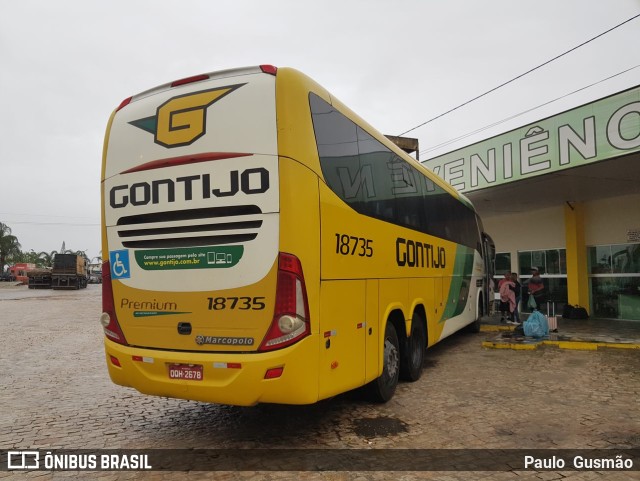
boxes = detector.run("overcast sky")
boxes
[1,0,639,261]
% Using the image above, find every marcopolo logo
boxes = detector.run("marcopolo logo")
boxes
[195,335,254,346]
[129,84,245,148]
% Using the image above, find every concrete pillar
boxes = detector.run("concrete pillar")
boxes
[564,202,590,311]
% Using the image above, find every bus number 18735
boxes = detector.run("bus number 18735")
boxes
[335,233,373,257]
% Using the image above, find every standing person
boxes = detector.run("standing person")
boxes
[497,273,510,290]
[497,273,510,322]
[527,268,545,311]
[499,273,516,323]
[510,272,522,324]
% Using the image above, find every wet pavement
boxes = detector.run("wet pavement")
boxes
[1,283,639,480]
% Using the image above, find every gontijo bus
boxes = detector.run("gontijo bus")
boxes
[100,65,495,406]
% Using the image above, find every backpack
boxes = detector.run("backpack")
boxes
[523,311,549,338]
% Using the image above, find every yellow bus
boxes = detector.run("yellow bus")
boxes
[100,65,495,406]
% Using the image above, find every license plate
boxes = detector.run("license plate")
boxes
[168,364,203,381]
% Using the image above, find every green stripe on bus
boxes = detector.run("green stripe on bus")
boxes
[441,246,475,321]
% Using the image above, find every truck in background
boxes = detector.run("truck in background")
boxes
[9,263,36,284]
[51,254,88,290]
[28,268,52,289]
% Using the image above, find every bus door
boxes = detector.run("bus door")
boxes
[482,232,496,316]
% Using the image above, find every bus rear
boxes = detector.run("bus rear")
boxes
[100,66,318,406]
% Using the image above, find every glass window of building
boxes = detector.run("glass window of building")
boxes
[588,243,640,320]
[494,252,511,276]
[518,249,568,313]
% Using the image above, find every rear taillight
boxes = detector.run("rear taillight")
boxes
[259,253,310,351]
[100,261,128,345]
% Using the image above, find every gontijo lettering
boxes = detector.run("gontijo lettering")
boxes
[396,237,446,268]
[109,168,269,208]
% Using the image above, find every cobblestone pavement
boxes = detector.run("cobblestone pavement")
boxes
[1,284,639,480]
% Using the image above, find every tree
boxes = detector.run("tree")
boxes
[38,249,89,268]
[37,251,58,268]
[0,222,21,273]
[11,250,42,266]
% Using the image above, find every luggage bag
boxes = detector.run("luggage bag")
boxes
[563,303,589,319]
[547,302,558,332]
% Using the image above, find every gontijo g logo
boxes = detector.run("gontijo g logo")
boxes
[129,84,245,148]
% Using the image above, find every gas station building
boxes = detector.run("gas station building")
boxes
[424,85,640,321]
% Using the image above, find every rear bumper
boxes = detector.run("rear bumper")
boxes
[104,336,319,406]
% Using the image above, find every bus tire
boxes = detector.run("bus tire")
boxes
[366,321,400,403]
[400,314,426,382]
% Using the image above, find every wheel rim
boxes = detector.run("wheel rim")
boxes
[410,334,422,370]
[384,337,399,381]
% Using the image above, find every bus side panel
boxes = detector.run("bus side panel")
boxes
[407,277,437,346]
[364,279,379,384]
[318,280,366,399]
[277,157,321,336]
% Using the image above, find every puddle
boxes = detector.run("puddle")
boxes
[352,416,408,438]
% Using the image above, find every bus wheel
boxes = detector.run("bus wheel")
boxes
[366,321,400,403]
[400,314,426,382]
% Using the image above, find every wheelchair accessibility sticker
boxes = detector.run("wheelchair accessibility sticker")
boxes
[110,250,131,279]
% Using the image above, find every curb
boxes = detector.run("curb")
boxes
[480,324,640,350]
[481,337,640,351]
[480,324,516,332]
